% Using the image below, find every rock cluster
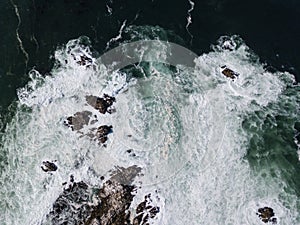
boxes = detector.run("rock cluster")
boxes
[42,86,160,224]
[257,207,277,224]
[71,53,93,68]
[63,94,116,145]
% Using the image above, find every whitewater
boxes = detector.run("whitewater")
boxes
[0,28,299,225]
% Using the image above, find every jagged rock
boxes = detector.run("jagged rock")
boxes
[86,94,116,114]
[257,207,277,224]
[41,161,58,172]
[46,179,97,225]
[96,125,113,144]
[71,53,93,67]
[220,65,239,80]
[64,111,92,131]
[77,55,93,66]
[85,166,142,225]
[44,166,160,225]
[133,194,160,225]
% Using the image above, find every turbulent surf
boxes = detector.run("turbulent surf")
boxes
[0,27,299,225]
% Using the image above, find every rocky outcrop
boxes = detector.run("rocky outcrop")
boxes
[220,65,239,80]
[64,115,113,146]
[257,207,277,224]
[64,111,92,131]
[86,94,116,114]
[46,179,95,225]
[96,125,113,144]
[44,166,160,225]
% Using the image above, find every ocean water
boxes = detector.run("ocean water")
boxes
[0,1,300,225]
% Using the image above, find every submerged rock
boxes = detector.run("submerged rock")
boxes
[44,166,160,225]
[220,65,239,80]
[86,94,116,114]
[257,207,277,224]
[64,111,92,131]
[41,161,58,172]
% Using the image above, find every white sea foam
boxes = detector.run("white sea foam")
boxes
[0,35,299,224]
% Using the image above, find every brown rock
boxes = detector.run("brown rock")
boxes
[96,125,113,144]
[64,111,92,131]
[86,94,116,114]
[44,166,160,225]
[257,207,277,224]
[221,65,239,79]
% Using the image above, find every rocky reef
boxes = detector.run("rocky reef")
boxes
[43,91,161,224]
[95,125,113,144]
[44,166,160,225]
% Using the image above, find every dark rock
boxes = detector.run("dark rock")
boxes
[46,180,96,225]
[77,55,93,66]
[71,53,93,67]
[64,111,92,131]
[221,65,239,80]
[257,207,277,224]
[41,161,58,172]
[96,125,113,144]
[133,194,160,225]
[86,94,116,114]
